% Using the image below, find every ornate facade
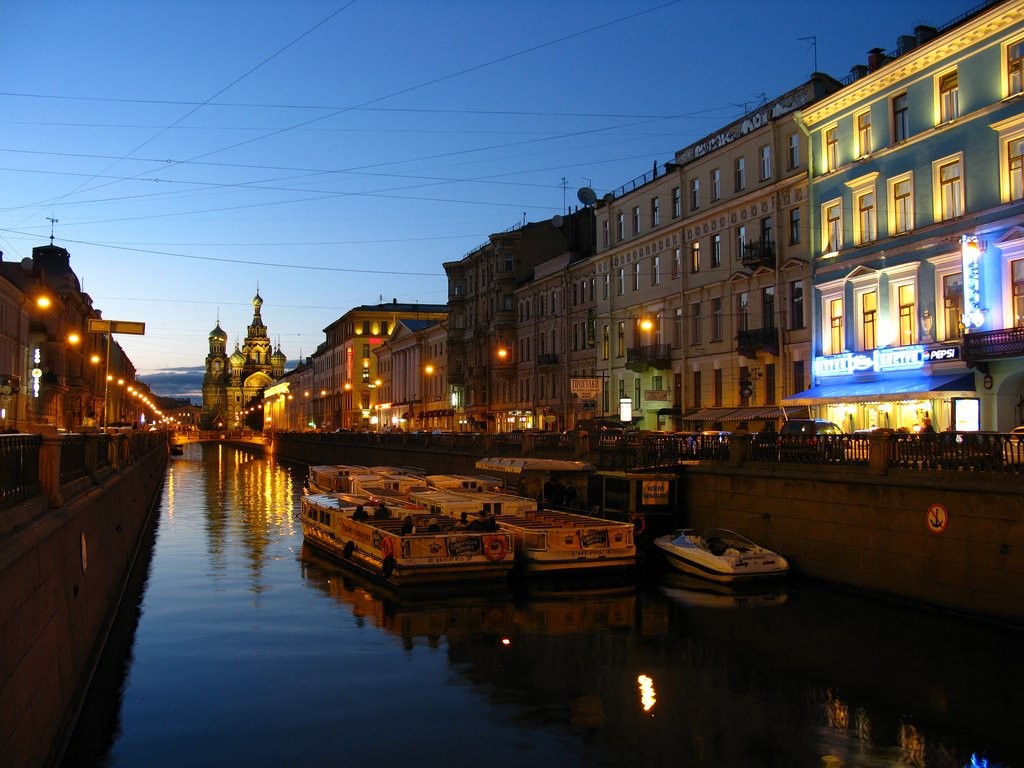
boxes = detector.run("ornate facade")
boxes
[202,291,286,429]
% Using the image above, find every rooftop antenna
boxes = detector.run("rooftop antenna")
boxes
[47,216,58,245]
[561,177,568,214]
[798,35,818,73]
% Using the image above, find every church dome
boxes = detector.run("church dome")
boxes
[271,345,287,366]
[209,323,227,342]
[253,291,263,310]
[229,346,246,366]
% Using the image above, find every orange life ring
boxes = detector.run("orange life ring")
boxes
[483,535,508,561]
[381,536,394,559]
[630,514,646,535]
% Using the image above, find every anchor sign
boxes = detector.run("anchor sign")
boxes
[927,503,948,535]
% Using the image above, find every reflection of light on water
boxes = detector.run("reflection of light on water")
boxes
[969,754,989,768]
[899,722,925,767]
[637,674,655,712]
[501,637,511,646]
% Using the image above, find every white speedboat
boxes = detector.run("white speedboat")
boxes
[653,528,789,583]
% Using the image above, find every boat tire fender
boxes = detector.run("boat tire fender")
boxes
[342,540,355,559]
[631,514,646,535]
[381,554,396,579]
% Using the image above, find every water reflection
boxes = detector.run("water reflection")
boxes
[62,446,1019,768]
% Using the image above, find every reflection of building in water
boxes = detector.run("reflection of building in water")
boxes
[299,542,1020,765]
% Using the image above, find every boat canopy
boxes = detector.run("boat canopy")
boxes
[474,457,596,474]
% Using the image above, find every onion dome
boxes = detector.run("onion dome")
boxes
[271,345,287,366]
[209,323,227,342]
[229,345,246,366]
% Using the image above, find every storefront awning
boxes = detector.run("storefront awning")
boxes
[680,407,739,422]
[781,371,976,406]
[727,406,807,421]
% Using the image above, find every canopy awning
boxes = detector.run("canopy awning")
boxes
[781,371,976,406]
[474,457,596,474]
[727,406,807,421]
[680,407,738,422]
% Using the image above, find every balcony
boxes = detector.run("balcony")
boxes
[537,353,560,367]
[740,238,775,270]
[963,326,1024,363]
[736,327,778,358]
[626,343,672,372]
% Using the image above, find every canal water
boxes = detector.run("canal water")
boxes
[62,443,1021,768]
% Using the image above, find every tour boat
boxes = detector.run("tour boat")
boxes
[408,488,636,577]
[653,528,789,583]
[299,493,515,591]
[306,464,368,494]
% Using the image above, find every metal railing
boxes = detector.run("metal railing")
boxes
[0,434,42,508]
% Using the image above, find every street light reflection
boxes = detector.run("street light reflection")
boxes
[637,674,656,712]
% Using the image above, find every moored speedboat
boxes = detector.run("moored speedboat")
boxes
[653,528,789,583]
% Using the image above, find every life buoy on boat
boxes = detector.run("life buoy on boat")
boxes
[342,540,355,559]
[381,555,396,579]
[630,514,646,535]
[482,535,508,562]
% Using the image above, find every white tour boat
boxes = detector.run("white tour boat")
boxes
[653,528,789,583]
[306,464,368,494]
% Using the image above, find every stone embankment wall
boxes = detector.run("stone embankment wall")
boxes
[679,463,1022,627]
[0,441,168,768]
[273,433,1022,627]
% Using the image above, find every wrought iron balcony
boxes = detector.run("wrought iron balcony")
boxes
[626,343,673,371]
[736,327,779,358]
[740,238,775,270]
[963,325,1024,363]
[537,353,560,367]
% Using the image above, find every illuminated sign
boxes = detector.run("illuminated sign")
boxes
[960,235,985,329]
[814,345,961,378]
[619,397,633,423]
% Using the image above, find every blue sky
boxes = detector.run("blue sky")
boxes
[1,0,976,398]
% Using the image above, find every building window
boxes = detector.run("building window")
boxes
[789,207,801,244]
[711,168,721,200]
[938,70,959,123]
[602,273,609,300]
[711,369,721,407]
[890,174,914,234]
[652,255,661,285]
[823,200,842,253]
[672,247,681,279]
[790,280,804,329]
[692,370,702,409]
[632,263,640,291]
[734,157,745,191]
[892,92,909,143]
[856,189,876,245]
[672,186,681,218]
[736,225,746,262]
[861,291,877,350]
[1009,39,1024,96]
[504,253,513,271]
[602,325,609,359]
[856,110,872,157]
[616,322,625,357]
[690,302,701,344]
[764,363,776,405]
[762,286,775,330]
[632,206,641,235]
[1011,137,1024,202]
[897,283,916,346]
[711,234,721,268]
[616,212,624,241]
[1013,259,1024,326]
[935,155,964,221]
[690,178,700,211]
[943,273,963,340]
[824,126,839,172]
[616,268,624,296]
[602,219,609,247]
[788,132,799,169]
[711,298,722,341]
[690,242,700,273]
[829,298,844,354]
[760,216,772,248]
[759,145,771,180]
[651,197,660,227]
[674,307,682,346]
[737,292,749,333]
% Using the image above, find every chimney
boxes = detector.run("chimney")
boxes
[850,64,868,81]
[867,47,887,72]
[915,25,937,45]
[897,34,917,55]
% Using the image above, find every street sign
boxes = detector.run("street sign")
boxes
[87,319,146,335]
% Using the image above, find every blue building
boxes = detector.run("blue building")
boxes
[785,0,1024,432]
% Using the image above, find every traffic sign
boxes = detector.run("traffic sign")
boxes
[927,503,948,534]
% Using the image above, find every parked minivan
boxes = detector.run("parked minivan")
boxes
[777,419,843,461]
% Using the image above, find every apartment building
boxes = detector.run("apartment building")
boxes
[788,0,1024,431]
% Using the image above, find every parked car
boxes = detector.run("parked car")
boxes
[777,419,843,461]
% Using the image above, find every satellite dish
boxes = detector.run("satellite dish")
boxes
[551,215,564,228]
[20,257,32,271]
[602,193,615,205]
[577,187,597,206]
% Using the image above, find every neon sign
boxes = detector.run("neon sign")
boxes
[814,345,961,378]
[961,235,985,329]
